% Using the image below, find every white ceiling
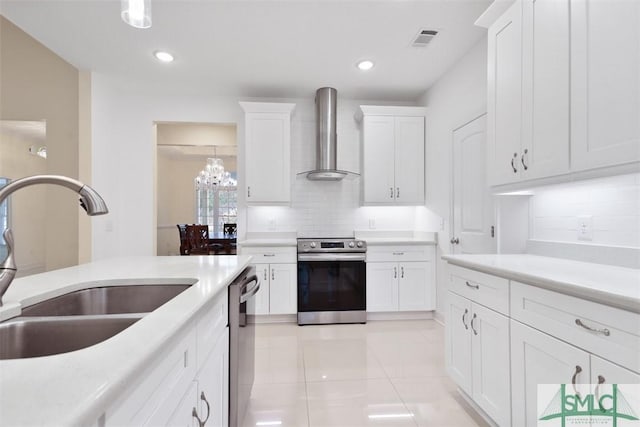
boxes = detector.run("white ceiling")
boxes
[0,0,490,101]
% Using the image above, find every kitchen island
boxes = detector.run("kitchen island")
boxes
[0,255,251,426]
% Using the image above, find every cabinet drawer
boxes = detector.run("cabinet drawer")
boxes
[511,281,640,373]
[449,265,509,315]
[366,245,434,262]
[196,290,228,372]
[240,246,296,263]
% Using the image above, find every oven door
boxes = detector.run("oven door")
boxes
[297,253,366,324]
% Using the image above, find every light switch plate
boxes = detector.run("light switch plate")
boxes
[577,215,593,241]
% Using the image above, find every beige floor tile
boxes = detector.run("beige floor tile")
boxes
[391,377,488,427]
[307,378,418,427]
[242,382,309,427]
[254,344,306,385]
[303,339,387,382]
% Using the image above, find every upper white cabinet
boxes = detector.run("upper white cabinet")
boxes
[357,106,426,205]
[570,0,640,170]
[240,102,295,204]
[486,0,638,186]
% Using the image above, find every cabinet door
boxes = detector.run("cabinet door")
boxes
[393,116,424,204]
[571,0,640,170]
[164,382,198,427]
[521,0,570,180]
[245,112,291,203]
[365,262,398,312]
[471,303,510,427]
[487,1,523,185]
[268,263,297,314]
[511,320,590,427]
[445,291,472,396]
[362,116,396,204]
[591,355,640,389]
[398,261,432,311]
[196,328,229,427]
[253,264,270,315]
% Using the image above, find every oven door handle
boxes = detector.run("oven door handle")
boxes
[297,253,366,262]
[239,275,260,303]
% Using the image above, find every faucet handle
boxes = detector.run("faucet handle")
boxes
[2,229,17,270]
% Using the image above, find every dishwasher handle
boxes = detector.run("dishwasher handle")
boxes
[239,275,260,303]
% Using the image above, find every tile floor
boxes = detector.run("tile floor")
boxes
[243,319,488,427]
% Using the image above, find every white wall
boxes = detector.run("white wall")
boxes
[418,37,489,315]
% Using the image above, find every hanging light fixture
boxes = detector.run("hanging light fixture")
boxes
[194,149,237,191]
[121,0,152,29]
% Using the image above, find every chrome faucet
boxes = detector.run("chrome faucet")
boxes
[0,175,108,306]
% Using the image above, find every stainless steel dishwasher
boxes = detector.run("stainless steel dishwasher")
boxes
[228,266,259,427]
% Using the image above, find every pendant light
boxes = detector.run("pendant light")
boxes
[121,0,152,29]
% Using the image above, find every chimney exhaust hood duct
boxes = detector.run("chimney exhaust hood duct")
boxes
[303,87,358,181]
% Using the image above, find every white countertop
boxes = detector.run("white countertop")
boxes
[442,254,640,313]
[0,255,252,426]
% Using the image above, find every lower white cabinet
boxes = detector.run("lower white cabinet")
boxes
[446,291,511,426]
[511,320,640,427]
[106,292,229,427]
[253,262,297,315]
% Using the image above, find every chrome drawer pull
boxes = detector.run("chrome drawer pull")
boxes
[470,313,478,335]
[392,252,404,256]
[462,308,469,330]
[263,253,276,257]
[575,319,610,336]
[465,281,479,290]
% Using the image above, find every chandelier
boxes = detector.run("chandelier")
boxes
[195,158,237,190]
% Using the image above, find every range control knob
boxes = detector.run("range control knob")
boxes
[309,242,316,248]
[348,242,355,248]
[357,241,364,248]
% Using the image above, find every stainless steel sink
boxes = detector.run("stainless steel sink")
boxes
[21,284,191,316]
[0,315,141,360]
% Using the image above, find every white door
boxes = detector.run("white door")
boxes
[511,320,590,427]
[196,329,229,427]
[245,113,290,203]
[362,116,396,204]
[452,115,496,254]
[365,262,398,312]
[521,0,570,180]
[253,263,270,315]
[471,303,510,427]
[394,116,425,204]
[571,0,640,170]
[445,291,472,396]
[268,263,297,314]
[487,1,524,185]
[397,262,432,311]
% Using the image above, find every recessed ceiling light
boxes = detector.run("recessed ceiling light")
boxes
[357,60,374,71]
[154,51,174,63]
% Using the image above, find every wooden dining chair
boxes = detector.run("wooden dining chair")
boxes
[176,224,189,255]
[185,224,211,255]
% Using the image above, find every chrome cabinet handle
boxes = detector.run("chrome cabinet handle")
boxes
[575,319,610,336]
[392,252,404,256]
[263,269,267,281]
[263,253,275,257]
[390,187,394,198]
[465,281,479,290]
[511,153,518,173]
[470,313,478,335]
[396,187,400,198]
[401,266,404,278]
[462,308,469,330]
[571,365,583,396]
[595,375,606,412]
[247,186,251,198]
[192,391,211,427]
[450,238,459,245]
[271,269,275,281]
[521,149,529,170]
[394,267,397,279]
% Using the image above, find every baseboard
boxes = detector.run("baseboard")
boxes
[455,388,498,427]
[250,314,296,324]
[366,311,434,321]
[433,310,445,326]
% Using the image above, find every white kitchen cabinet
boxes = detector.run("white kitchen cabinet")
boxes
[241,246,297,315]
[366,245,434,313]
[194,328,229,427]
[240,102,295,204]
[570,0,640,171]
[445,291,510,426]
[358,106,425,205]
[591,355,640,389]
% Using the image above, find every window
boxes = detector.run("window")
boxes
[0,178,9,260]
[196,184,237,235]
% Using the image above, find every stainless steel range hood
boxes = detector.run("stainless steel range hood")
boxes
[303,87,358,181]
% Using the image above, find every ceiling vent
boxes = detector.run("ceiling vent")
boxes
[412,29,439,47]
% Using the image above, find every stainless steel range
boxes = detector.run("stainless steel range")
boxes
[297,238,367,325]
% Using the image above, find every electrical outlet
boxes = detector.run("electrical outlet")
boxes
[268,218,277,231]
[577,215,593,241]
[369,218,376,229]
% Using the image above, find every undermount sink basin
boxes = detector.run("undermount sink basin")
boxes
[0,315,141,360]
[21,284,191,316]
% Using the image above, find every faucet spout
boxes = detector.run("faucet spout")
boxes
[0,175,108,306]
